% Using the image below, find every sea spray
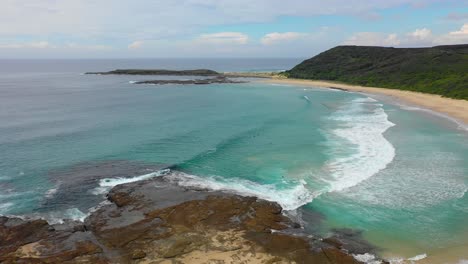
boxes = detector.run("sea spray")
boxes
[92,169,171,195]
[169,171,317,211]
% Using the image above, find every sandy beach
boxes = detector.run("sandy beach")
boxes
[265,78,468,126]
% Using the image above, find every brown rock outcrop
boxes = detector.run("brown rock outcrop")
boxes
[0,174,374,263]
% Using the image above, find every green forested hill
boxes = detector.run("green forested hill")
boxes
[285,44,468,99]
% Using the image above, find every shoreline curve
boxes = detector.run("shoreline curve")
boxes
[263,78,468,127]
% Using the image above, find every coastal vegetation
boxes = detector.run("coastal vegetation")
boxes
[285,44,468,100]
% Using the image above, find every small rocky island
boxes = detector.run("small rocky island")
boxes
[0,170,385,263]
[86,69,221,76]
[134,76,245,85]
[85,69,272,85]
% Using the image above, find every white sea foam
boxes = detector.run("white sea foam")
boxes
[270,83,292,87]
[325,97,395,192]
[129,80,137,84]
[45,185,60,199]
[40,208,89,224]
[387,257,405,264]
[63,208,88,222]
[170,171,317,211]
[355,96,378,102]
[92,168,316,210]
[387,253,428,263]
[353,253,382,264]
[407,253,427,261]
[0,202,13,214]
[396,102,468,131]
[92,169,171,195]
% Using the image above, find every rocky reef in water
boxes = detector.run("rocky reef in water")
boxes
[86,69,221,76]
[86,69,247,85]
[0,172,385,263]
[134,76,246,85]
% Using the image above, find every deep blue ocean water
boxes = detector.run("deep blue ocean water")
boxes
[0,59,466,262]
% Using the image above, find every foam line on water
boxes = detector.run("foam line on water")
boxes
[92,169,171,195]
[325,97,395,192]
[353,253,382,264]
[269,83,292,87]
[398,103,468,131]
[169,171,317,211]
[0,202,13,214]
[407,254,427,261]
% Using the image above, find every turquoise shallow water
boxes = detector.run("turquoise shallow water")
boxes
[0,59,466,262]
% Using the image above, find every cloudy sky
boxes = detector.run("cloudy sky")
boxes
[1,0,467,58]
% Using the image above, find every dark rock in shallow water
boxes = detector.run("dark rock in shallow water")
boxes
[134,76,246,85]
[40,160,170,214]
[324,228,379,255]
[0,173,382,263]
[86,69,221,76]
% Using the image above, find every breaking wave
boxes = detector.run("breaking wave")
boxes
[324,97,395,192]
[92,169,171,195]
[168,171,317,211]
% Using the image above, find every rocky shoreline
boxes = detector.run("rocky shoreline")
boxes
[0,172,384,263]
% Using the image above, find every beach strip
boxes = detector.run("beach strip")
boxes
[265,78,468,125]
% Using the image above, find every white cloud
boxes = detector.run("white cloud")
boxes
[343,32,401,46]
[0,1,464,57]
[0,41,112,54]
[448,23,468,35]
[0,0,443,38]
[407,28,432,40]
[65,43,111,50]
[128,40,145,49]
[385,34,401,46]
[0,41,52,49]
[261,32,308,45]
[403,28,433,46]
[344,24,468,48]
[433,23,468,45]
[196,32,249,45]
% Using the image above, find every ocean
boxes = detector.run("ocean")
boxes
[0,59,466,262]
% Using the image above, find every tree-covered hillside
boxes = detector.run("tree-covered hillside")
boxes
[285,45,468,99]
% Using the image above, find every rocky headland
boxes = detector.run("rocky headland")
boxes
[0,171,385,264]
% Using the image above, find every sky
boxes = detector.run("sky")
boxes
[0,0,467,58]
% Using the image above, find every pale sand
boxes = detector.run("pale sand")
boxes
[264,78,468,126]
[140,229,291,264]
